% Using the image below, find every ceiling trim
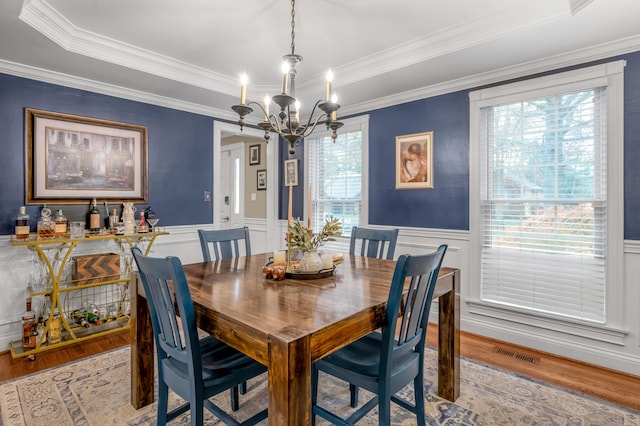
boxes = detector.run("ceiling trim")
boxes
[0,59,237,121]
[20,0,568,100]
[19,0,239,96]
[304,0,569,92]
[2,34,639,124]
[338,34,640,117]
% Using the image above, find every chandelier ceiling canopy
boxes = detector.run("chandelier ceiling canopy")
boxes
[231,0,342,154]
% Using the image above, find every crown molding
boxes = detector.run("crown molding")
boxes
[18,0,238,96]
[321,0,568,90]
[339,34,640,116]
[0,59,238,122]
[20,0,568,100]
[2,32,639,122]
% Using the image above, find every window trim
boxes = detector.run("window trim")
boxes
[469,61,625,332]
[304,115,370,233]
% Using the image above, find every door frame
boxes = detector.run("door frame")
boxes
[213,121,280,252]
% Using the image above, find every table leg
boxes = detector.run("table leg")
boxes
[268,330,311,426]
[437,269,460,401]
[130,275,155,408]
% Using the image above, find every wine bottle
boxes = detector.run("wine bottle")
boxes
[89,198,101,233]
[15,206,30,240]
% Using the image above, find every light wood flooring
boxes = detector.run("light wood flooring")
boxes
[1,326,639,411]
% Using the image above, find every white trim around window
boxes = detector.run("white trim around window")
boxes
[469,60,626,337]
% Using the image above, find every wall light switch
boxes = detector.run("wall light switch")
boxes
[251,193,257,201]
[203,191,211,202]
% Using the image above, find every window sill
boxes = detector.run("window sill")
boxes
[467,299,628,346]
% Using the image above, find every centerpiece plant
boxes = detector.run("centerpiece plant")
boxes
[287,217,342,271]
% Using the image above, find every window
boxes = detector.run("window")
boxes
[470,61,624,328]
[305,116,369,237]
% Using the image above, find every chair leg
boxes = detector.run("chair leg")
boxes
[230,385,240,411]
[414,376,426,425]
[191,398,204,426]
[240,381,247,394]
[378,390,392,426]
[349,384,359,408]
[157,381,170,426]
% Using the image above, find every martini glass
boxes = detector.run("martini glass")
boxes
[147,218,159,233]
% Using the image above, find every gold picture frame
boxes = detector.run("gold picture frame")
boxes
[25,108,148,204]
[395,131,433,189]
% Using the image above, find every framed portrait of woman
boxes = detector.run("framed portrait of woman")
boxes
[395,131,433,189]
[284,159,298,186]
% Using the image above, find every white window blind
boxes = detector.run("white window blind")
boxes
[307,128,363,237]
[480,87,607,323]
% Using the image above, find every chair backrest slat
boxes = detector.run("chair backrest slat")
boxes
[349,226,399,260]
[131,247,203,383]
[382,245,447,366]
[198,227,251,261]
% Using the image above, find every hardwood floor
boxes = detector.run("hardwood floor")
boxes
[1,327,639,412]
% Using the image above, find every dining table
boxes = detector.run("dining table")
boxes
[130,253,460,425]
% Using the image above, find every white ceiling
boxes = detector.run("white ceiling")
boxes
[1,0,640,122]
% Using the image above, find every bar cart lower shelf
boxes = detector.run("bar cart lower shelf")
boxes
[10,231,167,360]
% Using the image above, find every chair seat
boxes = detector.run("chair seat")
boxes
[316,332,420,389]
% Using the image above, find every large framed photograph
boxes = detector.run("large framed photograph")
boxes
[395,131,433,189]
[284,159,298,186]
[249,144,261,165]
[257,169,267,190]
[25,108,148,204]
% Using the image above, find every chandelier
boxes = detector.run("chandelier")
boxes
[231,0,342,154]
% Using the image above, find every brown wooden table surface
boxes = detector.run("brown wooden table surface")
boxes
[131,253,460,425]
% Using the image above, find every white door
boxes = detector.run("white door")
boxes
[219,143,245,229]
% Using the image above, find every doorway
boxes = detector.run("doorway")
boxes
[213,121,279,253]
[218,142,245,229]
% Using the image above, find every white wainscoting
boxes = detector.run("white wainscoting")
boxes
[2,226,638,375]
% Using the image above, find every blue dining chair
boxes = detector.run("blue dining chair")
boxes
[311,244,447,426]
[131,247,267,426]
[349,226,399,260]
[198,227,252,261]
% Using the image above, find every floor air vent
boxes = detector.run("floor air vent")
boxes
[493,346,540,365]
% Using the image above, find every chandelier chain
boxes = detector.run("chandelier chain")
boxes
[290,0,296,55]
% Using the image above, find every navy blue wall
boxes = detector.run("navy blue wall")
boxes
[3,49,640,238]
[368,92,469,230]
[623,51,640,240]
[0,74,213,234]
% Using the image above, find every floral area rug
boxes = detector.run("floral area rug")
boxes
[1,346,638,425]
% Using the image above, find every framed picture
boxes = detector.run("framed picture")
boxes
[395,131,434,189]
[25,108,148,204]
[249,144,261,165]
[284,159,298,186]
[257,169,267,190]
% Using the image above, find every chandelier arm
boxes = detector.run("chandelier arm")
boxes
[302,112,330,138]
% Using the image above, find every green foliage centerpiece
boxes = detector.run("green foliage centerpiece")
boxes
[287,217,342,272]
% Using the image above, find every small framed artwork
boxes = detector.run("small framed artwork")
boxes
[284,159,298,186]
[25,108,148,204]
[249,144,261,165]
[257,169,267,190]
[395,131,434,189]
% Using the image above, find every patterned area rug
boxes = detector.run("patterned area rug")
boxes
[1,346,638,425]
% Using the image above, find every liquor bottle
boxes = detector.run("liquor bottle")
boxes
[37,205,55,240]
[22,297,36,349]
[88,198,101,233]
[54,209,68,237]
[15,206,30,240]
[48,309,62,344]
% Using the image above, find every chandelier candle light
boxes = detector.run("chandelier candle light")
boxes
[231,0,343,154]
